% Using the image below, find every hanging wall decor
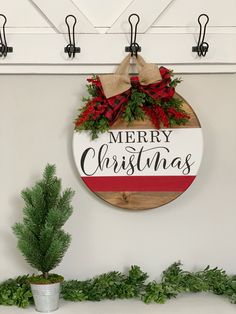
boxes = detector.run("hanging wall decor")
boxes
[73,54,203,210]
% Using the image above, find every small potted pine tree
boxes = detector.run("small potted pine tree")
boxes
[12,164,75,312]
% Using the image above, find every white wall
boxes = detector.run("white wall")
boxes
[0,73,235,282]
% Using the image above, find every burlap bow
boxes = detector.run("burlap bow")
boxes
[93,54,174,124]
[99,54,162,99]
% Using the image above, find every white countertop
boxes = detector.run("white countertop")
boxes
[0,293,235,314]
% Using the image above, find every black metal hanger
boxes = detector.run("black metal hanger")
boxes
[0,14,13,58]
[64,14,80,58]
[192,14,209,57]
[125,13,141,56]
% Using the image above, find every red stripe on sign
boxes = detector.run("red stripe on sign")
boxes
[82,176,196,192]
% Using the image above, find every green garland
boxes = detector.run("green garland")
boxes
[0,275,32,308]
[1,262,236,308]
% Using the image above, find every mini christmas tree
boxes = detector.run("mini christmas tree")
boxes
[12,164,75,281]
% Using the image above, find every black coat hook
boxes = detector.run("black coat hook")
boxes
[192,14,209,57]
[64,14,80,58]
[125,13,141,56]
[0,14,13,58]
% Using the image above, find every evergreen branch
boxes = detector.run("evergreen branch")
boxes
[12,223,43,271]
[43,164,56,182]
[170,77,182,87]
[123,89,146,123]
[12,164,75,278]
[42,230,71,273]
[76,116,110,140]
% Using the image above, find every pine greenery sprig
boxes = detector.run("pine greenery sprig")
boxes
[12,164,75,279]
[123,89,146,123]
[76,115,110,140]
[75,79,110,139]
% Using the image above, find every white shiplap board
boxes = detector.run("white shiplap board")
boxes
[0,0,49,27]
[154,0,236,26]
[107,0,174,33]
[0,0,235,73]
[31,0,97,33]
[72,0,133,27]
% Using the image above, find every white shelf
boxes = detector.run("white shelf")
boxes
[1,294,236,314]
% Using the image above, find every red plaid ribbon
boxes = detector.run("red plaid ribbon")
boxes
[99,67,175,124]
[84,67,175,125]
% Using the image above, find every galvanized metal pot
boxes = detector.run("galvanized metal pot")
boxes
[30,282,61,312]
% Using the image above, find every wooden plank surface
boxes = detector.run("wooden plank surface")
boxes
[96,191,182,210]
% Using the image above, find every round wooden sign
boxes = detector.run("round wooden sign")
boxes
[73,93,203,210]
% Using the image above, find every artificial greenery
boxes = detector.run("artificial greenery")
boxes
[74,76,109,139]
[0,276,32,308]
[1,263,236,308]
[122,89,146,123]
[122,76,183,125]
[76,111,110,140]
[12,164,75,281]
[74,72,190,140]
[62,265,148,302]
